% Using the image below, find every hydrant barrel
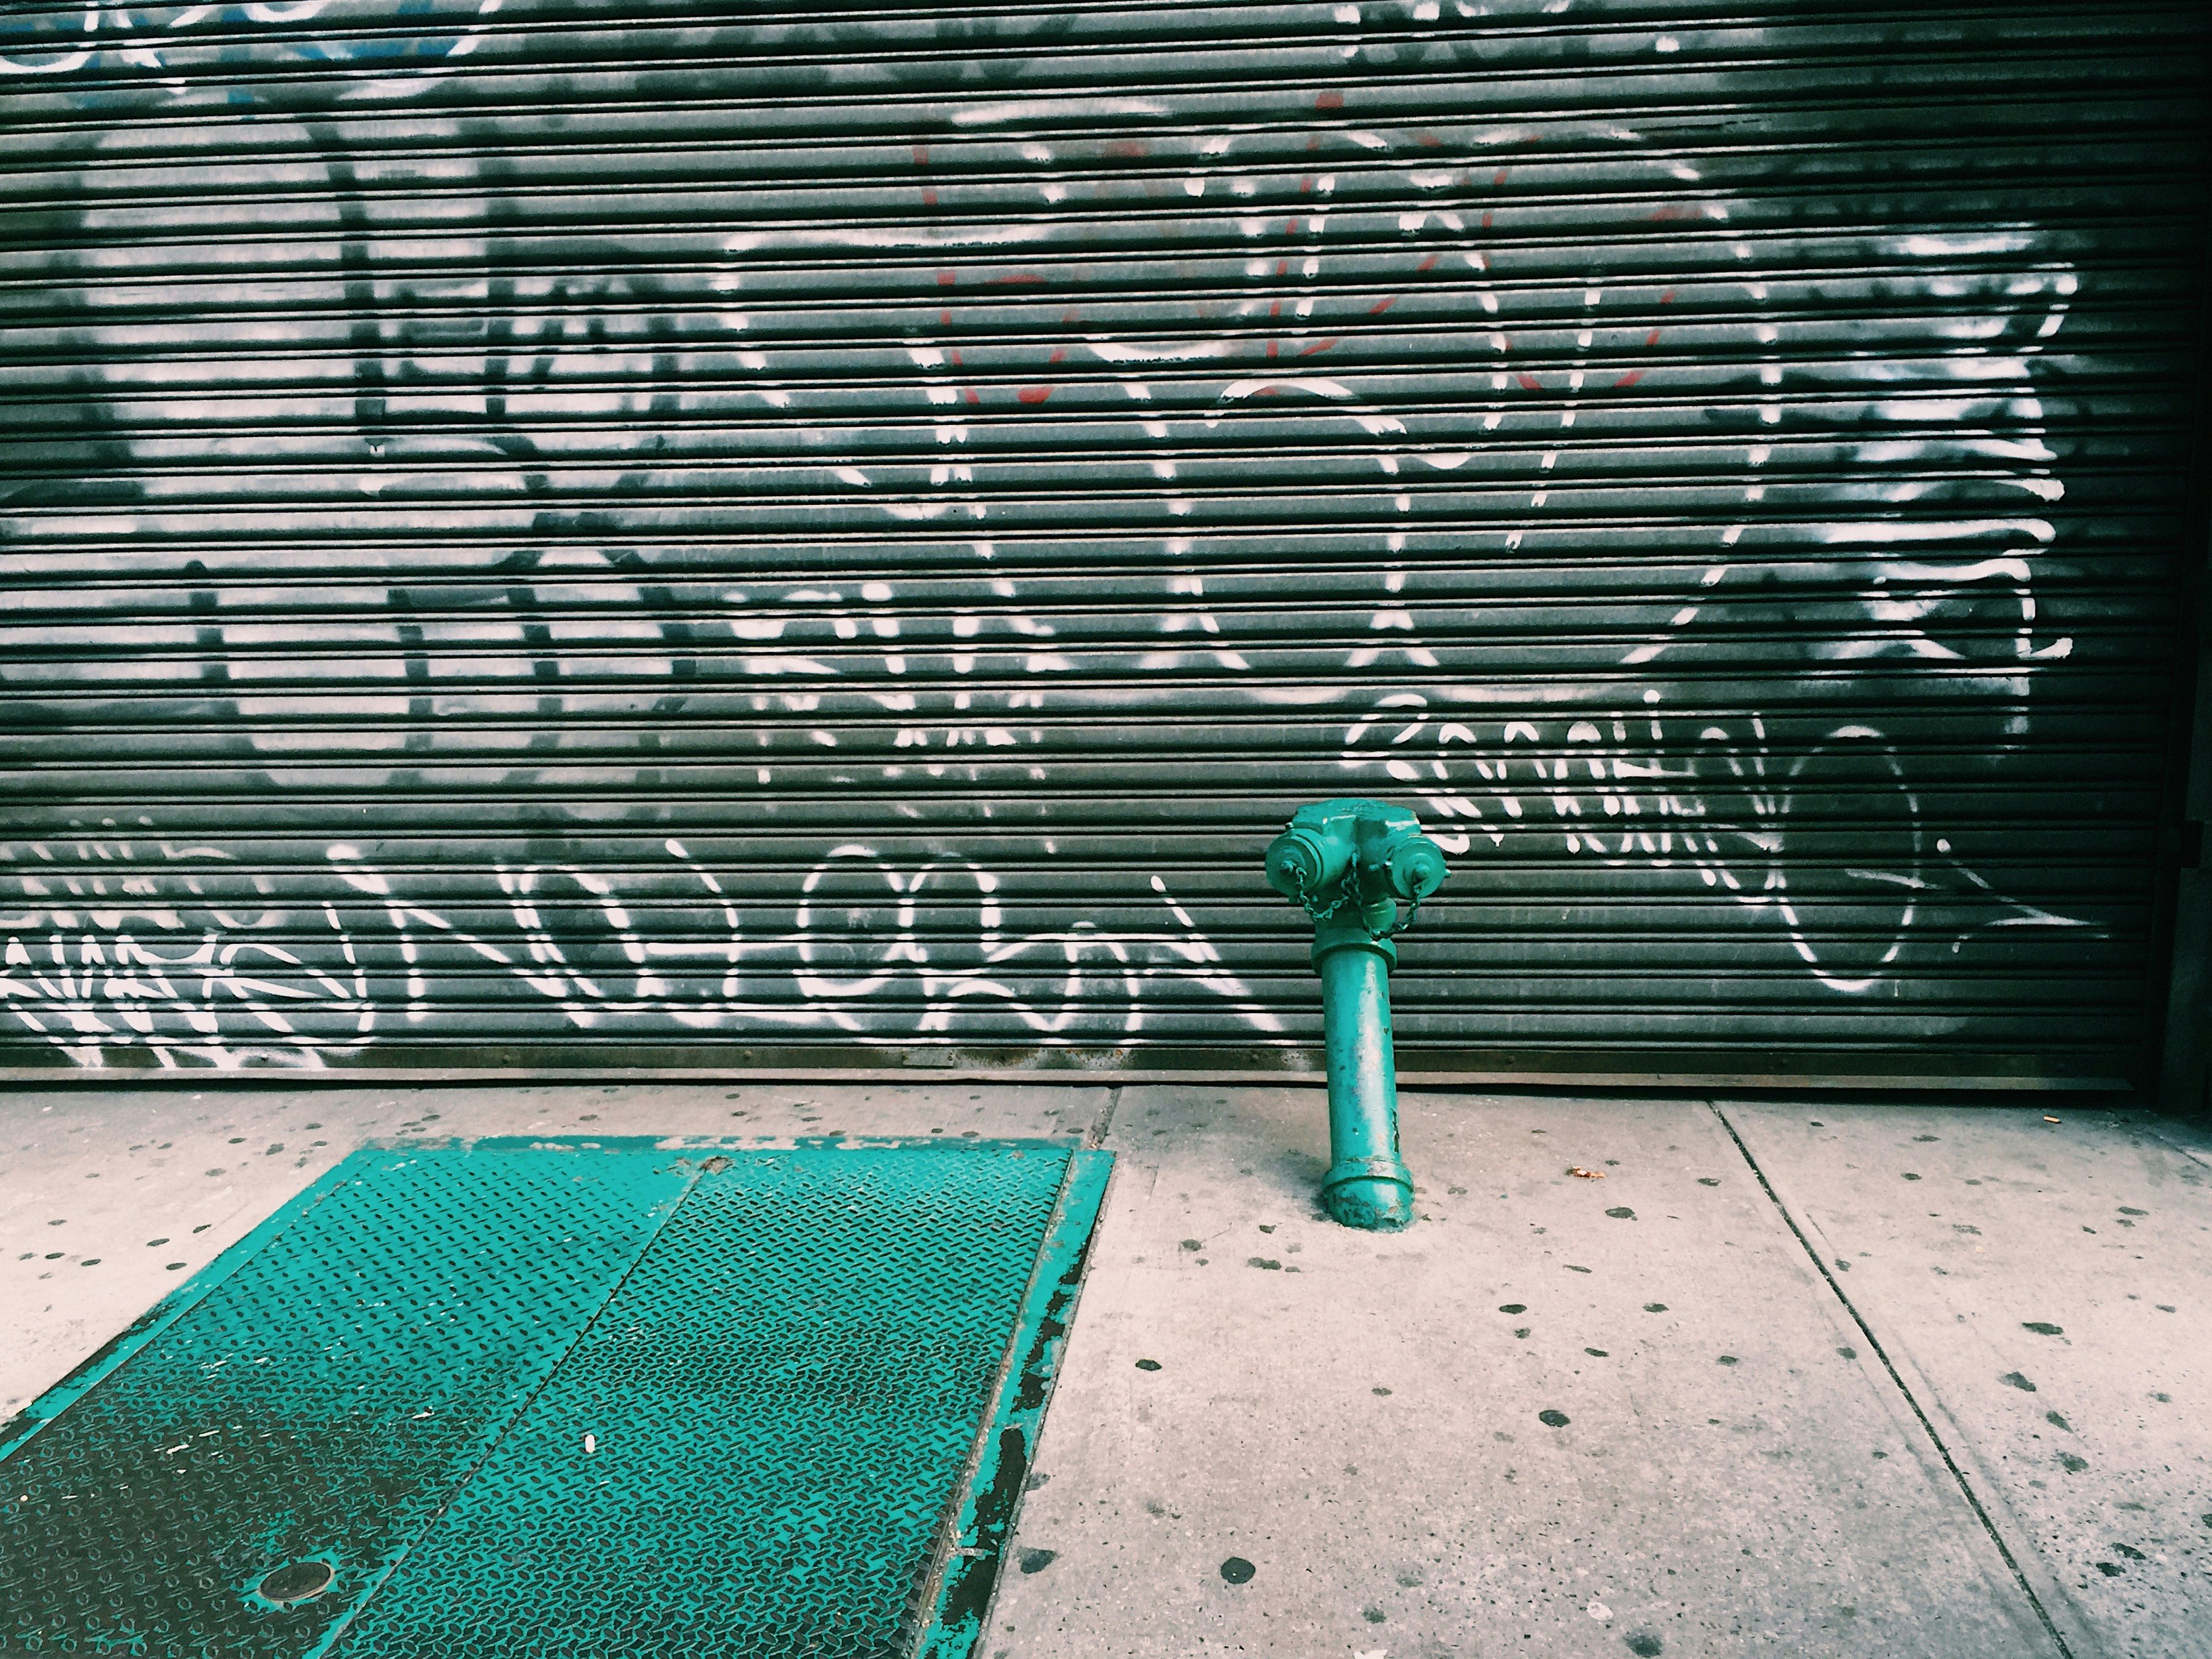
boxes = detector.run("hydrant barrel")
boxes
[1317,938,1413,1229]
[1263,797,1450,1231]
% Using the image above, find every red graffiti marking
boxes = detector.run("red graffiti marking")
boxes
[1417,253,1439,272]
[922,188,938,207]
[989,272,1046,285]
[1416,130,1443,148]
[937,270,958,287]
[1106,139,1149,159]
[963,388,981,405]
[1368,295,1399,315]
[1298,337,1340,356]
[912,144,930,167]
[1614,369,1646,388]
[1647,205,1689,222]
[1517,371,1542,390]
[1048,346,1067,364]
[1316,90,1344,110]
[1492,168,1509,186]
[1017,386,1052,404]
[1645,328,1662,346]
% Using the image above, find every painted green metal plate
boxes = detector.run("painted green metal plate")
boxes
[0,1138,1108,1659]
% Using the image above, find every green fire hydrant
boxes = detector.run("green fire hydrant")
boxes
[1264,798,1451,1231]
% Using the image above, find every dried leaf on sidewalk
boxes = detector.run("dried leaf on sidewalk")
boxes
[1568,1166,1605,1179]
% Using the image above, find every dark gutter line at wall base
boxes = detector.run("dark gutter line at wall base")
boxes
[0,1047,2133,1094]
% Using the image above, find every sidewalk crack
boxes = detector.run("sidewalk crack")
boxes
[2129,1118,2212,1172]
[1706,1101,2075,1659]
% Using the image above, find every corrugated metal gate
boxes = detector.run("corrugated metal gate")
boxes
[1,1,2204,1080]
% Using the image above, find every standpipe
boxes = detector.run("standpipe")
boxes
[1263,798,1451,1231]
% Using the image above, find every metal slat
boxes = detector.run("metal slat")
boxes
[1,0,2201,1076]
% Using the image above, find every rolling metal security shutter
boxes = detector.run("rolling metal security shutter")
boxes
[1,1,2203,1080]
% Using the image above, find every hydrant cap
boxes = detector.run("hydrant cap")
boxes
[1265,825,1347,901]
[1386,836,1450,903]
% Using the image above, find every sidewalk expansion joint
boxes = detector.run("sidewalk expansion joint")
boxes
[1706,1102,2076,1659]
[1084,1085,1124,1150]
[2132,1119,2212,1172]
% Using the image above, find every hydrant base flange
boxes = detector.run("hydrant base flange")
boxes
[1320,1155,1416,1231]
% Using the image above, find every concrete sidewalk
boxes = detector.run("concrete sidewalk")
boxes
[2,1082,2205,1658]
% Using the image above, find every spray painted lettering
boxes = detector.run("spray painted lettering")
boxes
[1,4,2158,1067]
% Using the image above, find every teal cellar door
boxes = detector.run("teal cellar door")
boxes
[0,1138,1112,1658]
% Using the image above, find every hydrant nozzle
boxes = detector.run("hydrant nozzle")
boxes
[1264,798,1450,1231]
